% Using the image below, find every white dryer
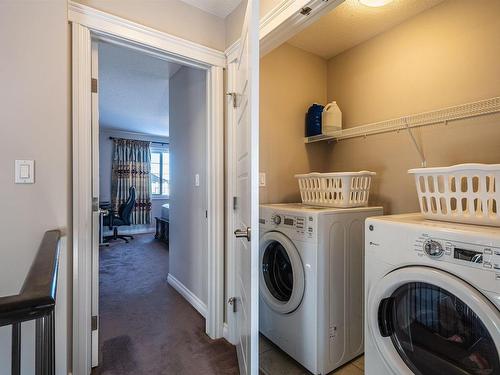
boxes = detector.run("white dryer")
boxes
[259,203,383,374]
[365,213,500,375]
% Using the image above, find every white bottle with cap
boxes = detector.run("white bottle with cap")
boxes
[322,101,342,134]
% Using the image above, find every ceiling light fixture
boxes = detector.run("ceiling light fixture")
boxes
[359,0,394,7]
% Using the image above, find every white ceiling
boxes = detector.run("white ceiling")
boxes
[179,0,242,18]
[99,42,182,137]
[288,0,444,59]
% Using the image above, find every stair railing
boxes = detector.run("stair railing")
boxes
[0,230,61,375]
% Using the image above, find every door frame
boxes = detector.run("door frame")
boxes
[224,0,345,344]
[69,2,225,374]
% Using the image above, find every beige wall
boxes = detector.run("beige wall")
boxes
[226,0,247,48]
[169,67,208,304]
[0,1,227,372]
[259,0,500,214]
[325,0,500,214]
[0,1,70,373]
[260,43,329,203]
[75,0,226,51]
[327,0,500,128]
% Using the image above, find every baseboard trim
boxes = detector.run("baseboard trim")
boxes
[223,322,229,340]
[167,273,207,318]
[103,224,155,236]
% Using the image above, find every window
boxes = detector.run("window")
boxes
[151,149,169,197]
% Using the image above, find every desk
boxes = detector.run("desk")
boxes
[99,202,111,246]
[155,217,169,244]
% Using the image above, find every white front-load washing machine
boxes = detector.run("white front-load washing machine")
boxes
[259,203,383,374]
[365,213,500,375]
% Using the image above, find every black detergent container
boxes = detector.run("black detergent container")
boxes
[306,103,324,136]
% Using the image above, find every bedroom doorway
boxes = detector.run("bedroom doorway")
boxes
[88,39,232,374]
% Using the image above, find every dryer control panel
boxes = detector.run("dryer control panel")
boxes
[414,234,500,275]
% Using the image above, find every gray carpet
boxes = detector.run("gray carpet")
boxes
[91,234,238,375]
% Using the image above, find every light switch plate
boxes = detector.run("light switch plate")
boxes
[195,174,200,187]
[15,160,34,184]
[259,172,266,187]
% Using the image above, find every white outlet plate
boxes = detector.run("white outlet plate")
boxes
[195,174,200,187]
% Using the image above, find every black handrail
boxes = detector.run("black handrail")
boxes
[0,230,61,375]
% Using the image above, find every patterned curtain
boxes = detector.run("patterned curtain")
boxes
[111,138,152,224]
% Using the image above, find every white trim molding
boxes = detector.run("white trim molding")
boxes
[72,21,93,375]
[68,0,226,68]
[167,274,208,318]
[71,5,226,374]
[206,65,225,339]
[225,39,240,60]
[261,0,344,56]
[225,0,344,57]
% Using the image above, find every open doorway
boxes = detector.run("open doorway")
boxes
[91,40,236,374]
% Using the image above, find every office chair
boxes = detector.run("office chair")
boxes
[103,186,136,243]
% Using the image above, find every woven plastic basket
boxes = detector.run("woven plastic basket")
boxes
[295,171,376,208]
[408,164,500,227]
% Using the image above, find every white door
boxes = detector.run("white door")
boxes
[90,40,100,368]
[233,1,260,374]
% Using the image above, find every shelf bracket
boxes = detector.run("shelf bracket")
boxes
[403,117,426,167]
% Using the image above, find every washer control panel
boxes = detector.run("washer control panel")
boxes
[271,213,305,230]
[415,234,500,274]
[423,239,444,258]
[260,211,315,239]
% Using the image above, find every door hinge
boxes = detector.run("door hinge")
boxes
[205,210,208,219]
[91,78,98,93]
[228,297,237,313]
[92,197,99,212]
[233,196,238,210]
[91,315,98,331]
[226,92,239,108]
[300,7,312,16]
[234,227,251,242]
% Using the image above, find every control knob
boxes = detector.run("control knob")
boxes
[423,239,444,258]
[272,214,282,225]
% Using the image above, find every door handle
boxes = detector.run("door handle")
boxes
[378,297,395,337]
[234,227,251,241]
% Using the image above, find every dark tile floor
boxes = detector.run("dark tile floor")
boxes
[91,234,238,375]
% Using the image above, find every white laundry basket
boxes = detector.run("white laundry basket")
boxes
[409,164,500,226]
[295,171,376,208]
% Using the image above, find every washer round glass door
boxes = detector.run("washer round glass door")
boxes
[259,231,305,314]
[367,266,500,375]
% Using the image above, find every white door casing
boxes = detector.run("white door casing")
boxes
[234,1,260,374]
[90,40,100,368]
[70,3,226,373]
